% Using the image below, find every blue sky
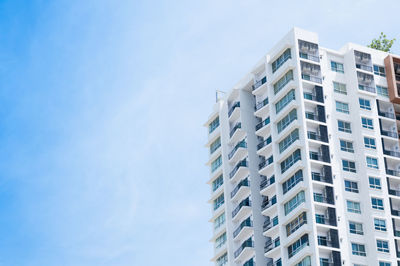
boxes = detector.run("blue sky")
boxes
[0,0,399,265]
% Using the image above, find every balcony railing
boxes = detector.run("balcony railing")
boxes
[229,159,248,179]
[386,168,400,177]
[233,217,253,238]
[252,76,267,91]
[358,84,375,93]
[383,149,400,158]
[259,156,273,170]
[299,52,319,62]
[313,193,330,204]
[256,117,271,131]
[312,172,329,183]
[260,175,275,190]
[266,259,282,266]
[301,73,322,84]
[389,189,400,197]
[264,238,280,253]
[257,136,272,150]
[263,216,278,232]
[255,97,269,111]
[230,122,242,138]
[356,63,373,72]
[228,140,247,159]
[309,151,324,162]
[288,241,309,258]
[379,111,395,119]
[305,111,323,122]
[234,239,254,258]
[303,92,316,101]
[317,236,334,247]
[231,178,249,198]
[262,196,277,211]
[228,102,240,117]
[281,154,301,173]
[381,129,398,138]
[232,198,251,218]
[307,131,322,141]
[392,209,400,217]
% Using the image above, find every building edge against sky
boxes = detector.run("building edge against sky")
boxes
[204,27,400,266]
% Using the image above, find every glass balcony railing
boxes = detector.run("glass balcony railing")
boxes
[389,188,400,197]
[381,129,398,138]
[383,149,400,158]
[312,172,329,183]
[256,117,271,131]
[231,178,249,198]
[307,131,322,141]
[230,122,241,138]
[386,168,400,177]
[259,156,273,170]
[228,102,240,117]
[288,241,309,258]
[356,63,373,72]
[299,52,319,62]
[257,136,272,150]
[252,76,267,91]
[232,198,251,218]
[234,239,254,258]
[255,97,269,111]
[358,84,375,93]
[233,217,253,238]
[229,159,248,179]
[303,92,316,101]
[378,110,395,119]
[228,140,247,159]
[260,175,275,190]
[262,196,277,211]
[263,216,278,232]
[301,73,322,84]
[264,238,280,253]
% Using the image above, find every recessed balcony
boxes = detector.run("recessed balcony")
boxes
[263,216,279,234]
[230,159,248,183]
[259,156,274,176]
[232,197,251,222]
[234,238,254,262]
[228,140,247,163]
[299,39,319,63]
[252,76,267,95]
[260,175,275,192]
[357,71,375,93]
[233,217,253,240]
[231,177,250,202]
[228,101,240,121]
[264,237,280,255]
[257,136,272,156]
[255,117,271,136]
[254,97,269,118]
[354,50,373,72]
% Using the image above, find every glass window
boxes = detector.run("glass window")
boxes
[288,234,309,258]
[286,212,307,237]
[351,243,366,256]
[338,120,351,133]
[345,180,359,193]
[281,149,301,174]
[277,109,297,133]
[214,213,225,230]
[359,98,371,110]
[274,70,294,94]
[340,140,354,153]
[376,85,389,97]
[366,157,379,169]
[215,232,226,249]
[211,155,222,172]
[276,89,295,114]
[371,197,384,210]
[210,137,221,154]
[336,101,350,114]
[296,256,311,266]
[216,253,228,266]
[284,191,305,215]
[376,240,389,253]
[379,261,391,266]
[213,194,224,210]
[374,65,386,77]
[369,177,381,189]
[282,170,303,194]
[279,129,299,153]
[361,117,373,129]
[342,160,356,173]
[209,116,220,134]
[212,175,223,192]
[364,137,376,149]
[374,218,387,231]
[331,61,344,73]
[272,48,291,73]
[347,200,361,214]
[349,221,363,235]
[333,81,347,94]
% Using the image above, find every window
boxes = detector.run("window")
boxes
[374,218,387,231]
[342,160,356,173]
[379,261,391,266]
[347,200,361,214]
[336,101,350,114]
[210,137,221,154]
[213,194,224,210]
[277,109,297,133]
[361,117,373,129]
[369,177,381,189]
[286,212,307,236]
[359,98,371,110]
[276,89,295,114]
[214,213,225,230]
[366,157,379,169]
[371,197,384,210]
[282,170,303,194]
[279,129,299,153]
[284,191,305,215]
[281,149,301,174]
[274,70,294,94]
[320,258,330,266]
[340,140,354,153]
[288,234,309,258]
[272,48,291,73]
[345,180,359,193]
[376,240,389,253]
[338,120,351,133]
[212,175,223,192]
[216,253,227,266]
[331,61,344,73]
[377,85,389,97]
[211,156,222,172]
[333,81,347,94]
[215,232,226,249]
[209,116,219,134]
[364,137,376,149]
[351,243,366,256]
[374,65,386,77]
[349,221,363,235]
[296,256,311,266]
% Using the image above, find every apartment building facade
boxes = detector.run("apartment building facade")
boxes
[204,28,400,266]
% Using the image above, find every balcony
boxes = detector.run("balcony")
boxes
[305,107,325,123]
[228,101,240,120]
[386,168,400,177]
[257,136,272,152]
[299,52,319,63]
[389,188,400,197]
[358,84,375,93]
[354,50,372,72]
[384,149,400,158]
[315,207,337,226]
[263,216,278,233]
[312,171,332,184]
[260,175,275,191]
[231,177,250,201]
[234,238,254,260]
[357,72,375,93]
[259,156,274,171]
[232,197,251,219]
[264,237,280,253]
[230,122,241,138]
[255,117,271,132]
[302,73,322,84]
[299,40,319,62]
[255,97,269,111]
[381,129,398,138]
[230,159,248,182]
[233,217,253,239]
[379,110,396,119]
[392,209,400,217]
[262,196,277,212]
[228,140,247,161]
[356,63,373,72]
[252,76,267,91]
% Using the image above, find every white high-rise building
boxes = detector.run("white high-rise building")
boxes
[204,28,400,266]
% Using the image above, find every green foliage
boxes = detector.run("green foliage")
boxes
[368,32,396,52]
